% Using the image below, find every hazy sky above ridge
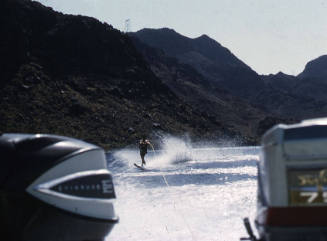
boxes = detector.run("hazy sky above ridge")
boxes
[36,0,327,75]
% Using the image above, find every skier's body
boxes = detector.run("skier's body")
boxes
[139,136,153,167]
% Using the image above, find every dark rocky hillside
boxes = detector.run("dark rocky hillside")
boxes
[0,0,257,149]
[260,56,327,118]
[292,55,327,103]
[129,35,275,143]
[131,28,327,120]
[5,0,326,148]
[262,72,298,92]
[130,28,264,99]
[299,55,327,80]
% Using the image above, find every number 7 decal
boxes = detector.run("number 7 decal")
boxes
[300,192,318,203]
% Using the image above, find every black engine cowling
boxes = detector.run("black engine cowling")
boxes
[0,133,118,241]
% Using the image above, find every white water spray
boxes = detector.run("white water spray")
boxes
[108,134,260,170]
[149,135,193,168]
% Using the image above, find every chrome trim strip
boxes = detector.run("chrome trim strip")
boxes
[34,169,114,201]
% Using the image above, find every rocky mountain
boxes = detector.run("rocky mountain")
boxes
[129,28,264,99]
[299,55,327,80]
[131,28,327,120]
[0,0,242,149]
[129,35,278,143]
[293,55,327,103]
[260,55,327,118]
[262,72,298,91]
[262,55,327,99]
[4,0,326,148]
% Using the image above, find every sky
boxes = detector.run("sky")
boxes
[36,0,327,75]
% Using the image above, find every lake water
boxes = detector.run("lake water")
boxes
[106,138,260,241]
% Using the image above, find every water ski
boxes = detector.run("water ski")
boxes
[134,163,146,170]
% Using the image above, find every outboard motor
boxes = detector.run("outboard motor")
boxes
[0,133,118,241]
[252,118,327,241]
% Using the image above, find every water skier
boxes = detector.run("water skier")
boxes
[139,135,154,167]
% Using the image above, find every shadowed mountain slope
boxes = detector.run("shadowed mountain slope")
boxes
[129,35,277,143]
[4,0,326,147]
[130,28,264,98]
[0,0,241,149]
[299,55,327,80]
[131,28,327,120]
[260,55,327,118]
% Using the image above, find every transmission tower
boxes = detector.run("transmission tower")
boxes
[124,19,131,33]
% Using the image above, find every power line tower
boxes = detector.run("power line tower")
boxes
[124,19,131,33]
